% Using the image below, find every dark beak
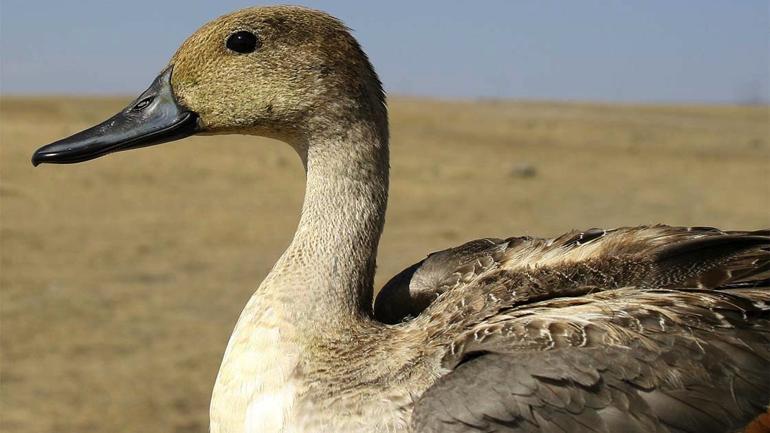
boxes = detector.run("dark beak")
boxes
[31,66,199,166]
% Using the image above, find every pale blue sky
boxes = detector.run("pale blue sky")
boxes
[1,1,768,103]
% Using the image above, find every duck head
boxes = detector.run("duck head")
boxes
[32,6,386,166]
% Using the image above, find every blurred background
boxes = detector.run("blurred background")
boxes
[1,1,768,432]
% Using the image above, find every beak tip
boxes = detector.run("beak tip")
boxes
[31,149,54,166]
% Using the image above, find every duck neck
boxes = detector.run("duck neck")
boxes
[262,112,389,336]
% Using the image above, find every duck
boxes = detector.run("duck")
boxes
[31,5,770,433]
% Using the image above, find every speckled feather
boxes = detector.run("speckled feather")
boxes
[411,286,770,433]
[376,226,770,323]
[391,226,770,432]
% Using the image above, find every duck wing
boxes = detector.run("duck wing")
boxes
[375,237,509,323]
[375,226,770,324]
[406,228,770,433]
[412,288,770,433]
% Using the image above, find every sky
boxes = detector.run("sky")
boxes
[1,0,768,104]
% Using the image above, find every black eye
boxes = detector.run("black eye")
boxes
[226,31,260,54]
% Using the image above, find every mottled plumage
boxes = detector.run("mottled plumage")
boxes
[393,226,770,432]
[32,6,770,433]
[376,226,770,323]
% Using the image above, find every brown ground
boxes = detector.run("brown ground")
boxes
[1,96,768,433]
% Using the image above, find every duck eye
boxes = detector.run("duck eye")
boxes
[226,31,260,54]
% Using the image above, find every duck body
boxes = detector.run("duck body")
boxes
[211,225,770,433]
[31,6,770,433]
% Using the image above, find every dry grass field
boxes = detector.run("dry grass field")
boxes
[1,96,769,432]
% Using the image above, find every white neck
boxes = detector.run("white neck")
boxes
[264,115,389,332]
[210,110,391,433]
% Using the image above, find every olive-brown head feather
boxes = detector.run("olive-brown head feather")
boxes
[169,6,386,140]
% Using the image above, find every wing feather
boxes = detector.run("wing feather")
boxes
[411,288,770,432]
[389,227,770,431]
[376,226,770,324]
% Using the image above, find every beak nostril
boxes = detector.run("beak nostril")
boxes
[132,96,155,111]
